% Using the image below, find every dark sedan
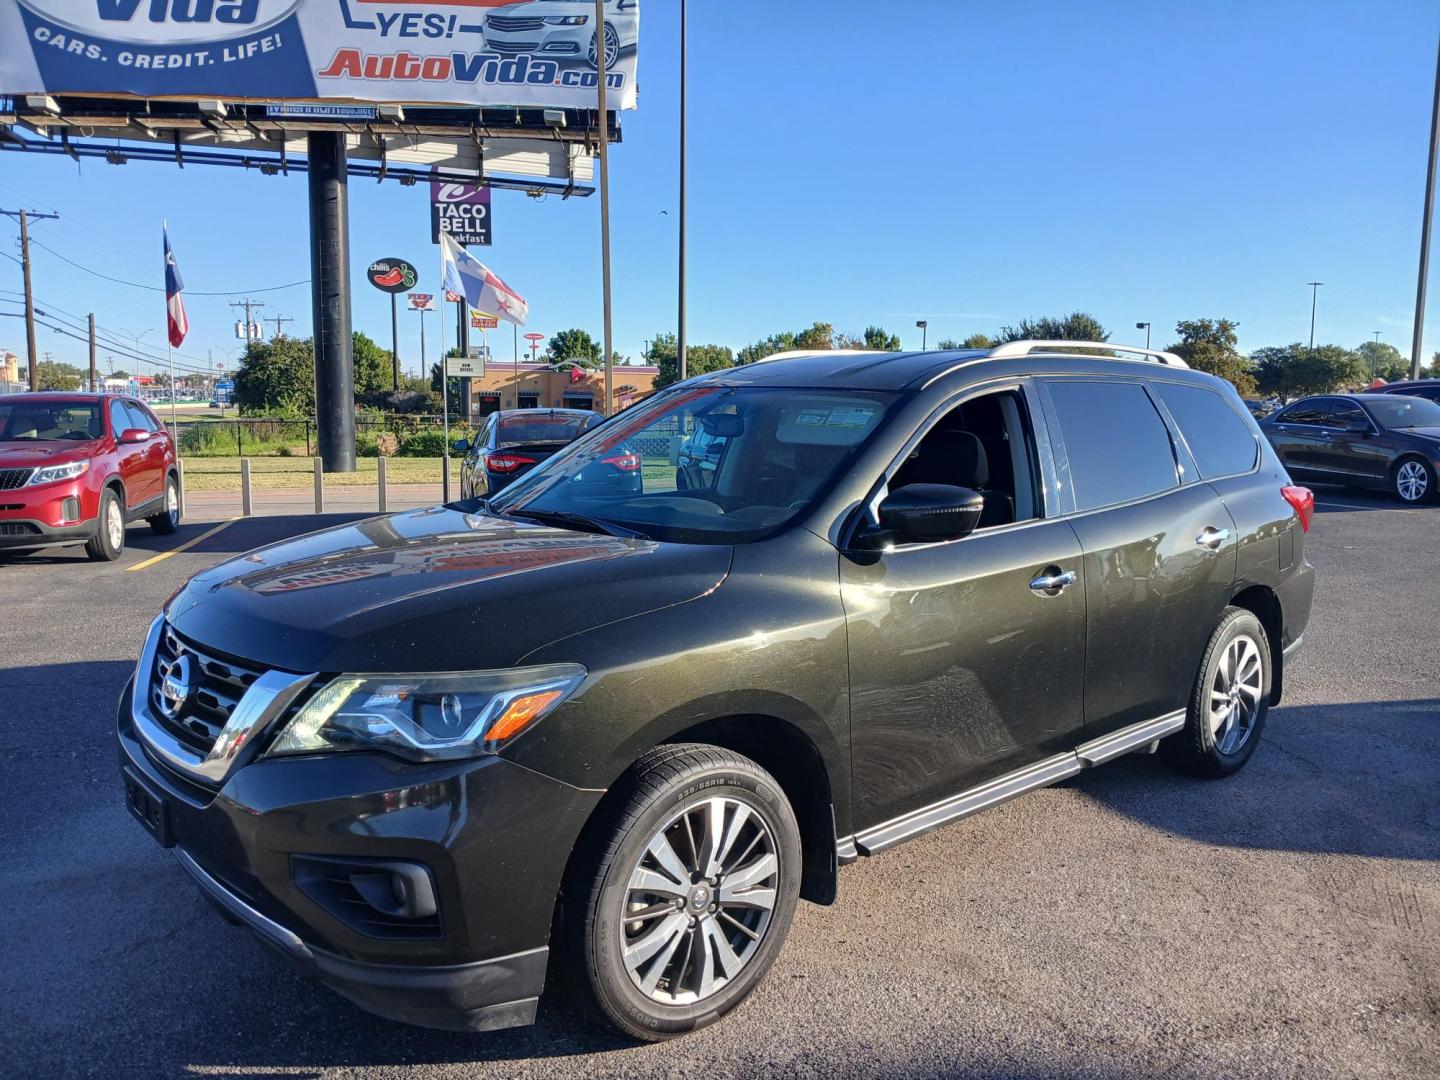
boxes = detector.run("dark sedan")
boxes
[457,409,640,500]
[1259,393,1440,503]
[1372,378,1440,404]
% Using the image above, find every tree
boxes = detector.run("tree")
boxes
[548,328,601,363]
[845,325,901,350]
[995,312,1108,344]
[1425,351,1440,378]
[793,322,835,350]
[111,369,130,379]
[737,332,797,364]
[352,331,393,394]
[645,333,737,389]
[1167,318,1256,395]
[233,336,316,415]
[35,360,85,390]
[1249,343,1365,399]
[1355,340,1408,383]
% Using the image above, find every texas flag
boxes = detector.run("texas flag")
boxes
[163,224,189,348]
[439,232,528,326]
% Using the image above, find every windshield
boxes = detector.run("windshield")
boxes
[486,386,899,544]
[497,413,596,446]
[0,401,102,441]
[1364,396,1440,430]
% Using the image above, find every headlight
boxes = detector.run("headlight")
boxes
[28,460,89,485]
[266,664,585,762]
[544,14,588,24]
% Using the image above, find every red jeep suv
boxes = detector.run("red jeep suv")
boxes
[0,393,181,561]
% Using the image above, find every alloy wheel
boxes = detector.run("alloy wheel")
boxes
[166,480,179,526]
[106,498,124,549]
[1396,460,1428,502]
[588,24,620,68]
[1209,633,1263,754]
[620,796,778,1005]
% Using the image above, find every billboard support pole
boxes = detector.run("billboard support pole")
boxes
[595,0,614,414]
[308,132,355,473]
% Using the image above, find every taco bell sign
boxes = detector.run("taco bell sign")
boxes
[431,177,491,247]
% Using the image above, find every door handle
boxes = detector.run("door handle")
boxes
[1029,568,1076,594]
[1195,526,1230,550]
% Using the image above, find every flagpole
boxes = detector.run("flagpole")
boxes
[167,341,177,428]
[595,0,614,414]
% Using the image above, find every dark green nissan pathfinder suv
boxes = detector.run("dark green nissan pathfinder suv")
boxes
[118,342,1315,1040]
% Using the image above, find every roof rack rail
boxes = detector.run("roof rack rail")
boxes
[986,340,1189,368]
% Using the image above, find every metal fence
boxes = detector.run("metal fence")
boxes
[165,415,454,457]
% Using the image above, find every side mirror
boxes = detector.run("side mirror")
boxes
[452,438,470,454]
[119,428,150,444]
[863,484,985,547]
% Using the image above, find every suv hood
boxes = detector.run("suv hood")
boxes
[0,441,95,468]
[166,505,732,674]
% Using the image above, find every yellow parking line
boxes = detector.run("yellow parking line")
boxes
[127,518,238,572]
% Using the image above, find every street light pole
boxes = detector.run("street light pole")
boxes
[1136,321,1151,349]
[677,0,687,384]
[1307,282,1324,351]
[1411,29,1440,379]
[915,320,928,350]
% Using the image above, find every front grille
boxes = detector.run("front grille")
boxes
[487,15,544,31]
[0,522,39,536]
[0,468,33,491]
[149,625,265,757]
[488,40,540,54]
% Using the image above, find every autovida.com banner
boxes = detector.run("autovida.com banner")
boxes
[0,0,639,109]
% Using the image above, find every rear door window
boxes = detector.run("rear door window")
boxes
[1325,400,1368,430]
[1153,381,1258,479]
[1045,380,1180,513]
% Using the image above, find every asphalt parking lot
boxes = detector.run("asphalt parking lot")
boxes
[2,489,1437,1079]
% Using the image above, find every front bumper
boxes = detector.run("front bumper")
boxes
[0,478,93,547]
[115,676,602,1031]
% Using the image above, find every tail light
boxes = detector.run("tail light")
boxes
[485,453,536,474]
[1281,485,1314,532]
[601,452,641,472]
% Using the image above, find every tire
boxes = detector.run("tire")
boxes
[1392,456,1434,504]
[1167,607,1271,778]
[674,468,689,491]
[564,744,802,1041]
[85,488,125,562]
[147,474,181,534]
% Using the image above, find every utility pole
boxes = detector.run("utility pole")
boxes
[230,299,265,343]
[265,314,294,339]
[595,0,615,413]
[1412,29,1440,379]
[89,313,97,391]
[1,208,60,391]
[677,0,688,384]
[1307,282,1324,351]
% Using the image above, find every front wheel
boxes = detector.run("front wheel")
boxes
[587,22,621,69]
[566,744,801,1041]
[1167,607,1271,777]
[148,474,180,534]
[85,488,125,562]
[1393,456,1433,503]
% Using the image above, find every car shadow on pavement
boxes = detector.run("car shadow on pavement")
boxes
[1310,485,1433,512]
[1068,698,1440,863]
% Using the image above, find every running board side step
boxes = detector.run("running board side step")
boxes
[849,710,1186,856]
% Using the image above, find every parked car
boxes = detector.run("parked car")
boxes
[456,408,636,499]
[1371,378,1440,404]
[1259,392,1440,503]
[484,0,639,69]
[0,392,180,561]
[1242,397,1278,420]
[117,342,1314,1041]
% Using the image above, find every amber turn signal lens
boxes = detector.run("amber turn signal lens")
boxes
[487,689,567,743]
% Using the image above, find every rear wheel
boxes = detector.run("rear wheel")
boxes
[1167,607,1271,777]
[1393,456,1433,503]
[85,488,125,562]
[147,474,180,534]
[565,744,801,1041]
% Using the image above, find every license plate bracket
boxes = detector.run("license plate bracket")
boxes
[123,766,173,848]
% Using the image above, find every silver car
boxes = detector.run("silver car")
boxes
[485,0,639,69]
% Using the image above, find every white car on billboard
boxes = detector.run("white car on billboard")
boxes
[484,0,638,70]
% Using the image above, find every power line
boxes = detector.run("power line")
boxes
[28,237,309,295]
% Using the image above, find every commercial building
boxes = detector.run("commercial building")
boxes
[465,361,661,418]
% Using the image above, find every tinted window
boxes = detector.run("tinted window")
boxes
[1154,382,1258,479]
[108,400,131,437]
[1364,395,1440,429]
[1326,400,1367,428]
[0,400,102,441]
[1047,380,1179,512]
[1276,401,1327,425]
[497,413,592,446]
[123,401,157,432]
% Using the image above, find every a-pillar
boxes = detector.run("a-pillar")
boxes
[308,132,355,472]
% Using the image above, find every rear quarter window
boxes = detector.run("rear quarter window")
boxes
[1153,382,1258,479]
[1045,380,1180,513]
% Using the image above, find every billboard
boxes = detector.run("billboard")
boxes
[432,176,491,246]
[0,1,640,110]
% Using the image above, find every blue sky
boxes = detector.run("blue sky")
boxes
[2,0,1439,381]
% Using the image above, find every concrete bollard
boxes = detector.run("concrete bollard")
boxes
[240,458,252,517]
[314,458,324,514]
[378,456,388,513]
